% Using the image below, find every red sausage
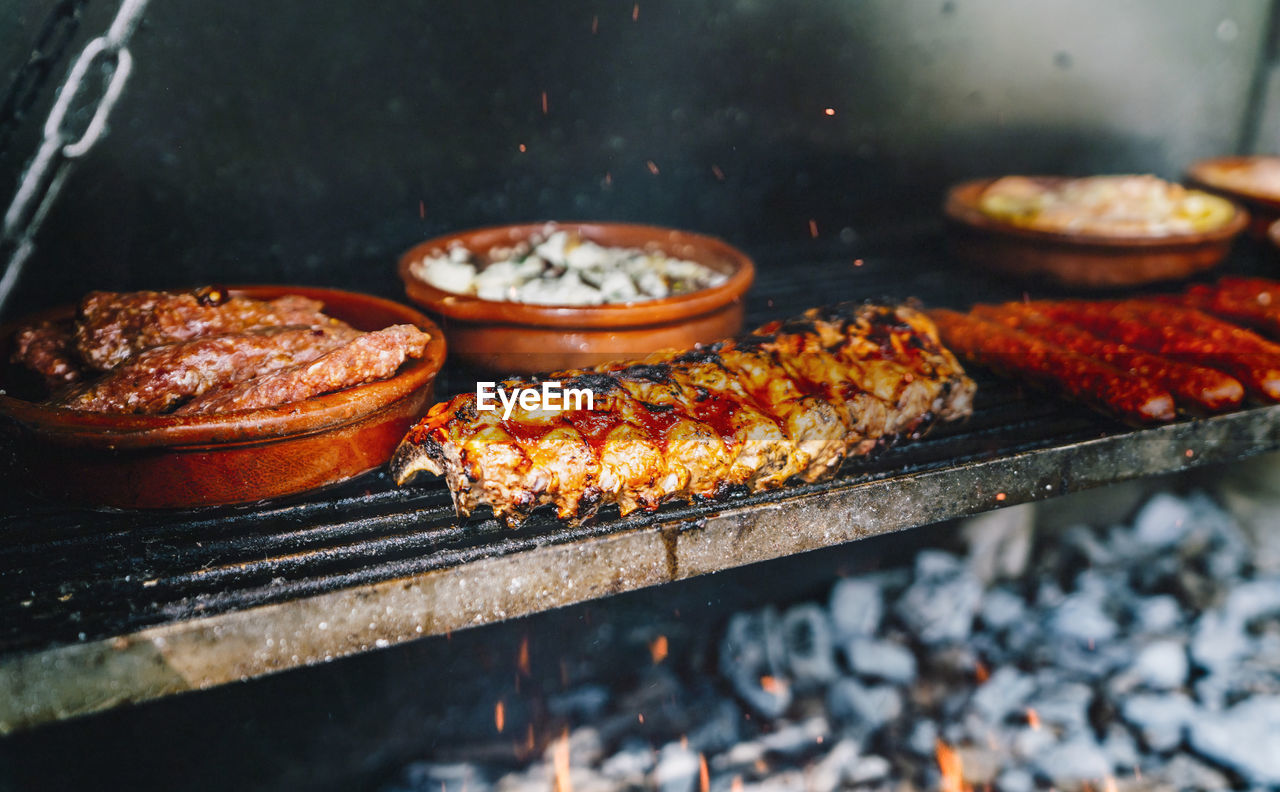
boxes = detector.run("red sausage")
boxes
[928,308,1176,423]
[1031,301,1280,401]
[972,303,1243,413]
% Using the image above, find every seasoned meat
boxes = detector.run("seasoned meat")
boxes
[75,286,347,370]
[55,325,362,414]
[929,308,1177,424]
[973,303,1244,413]
[10,320,83,389]
[176,324,431,415]
[392,301,976,526]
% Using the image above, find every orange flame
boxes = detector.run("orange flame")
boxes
[1026,708,1040,731]
[551,727,572,792]
[495,700,505,733]
[699,753,710,792]
[935,740,971,792]
[650,635,669,664]
[974,661,989,683]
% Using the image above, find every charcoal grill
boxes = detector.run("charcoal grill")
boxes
[5,227,1279,734]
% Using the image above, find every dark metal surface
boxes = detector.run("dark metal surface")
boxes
[2,228,1279,732]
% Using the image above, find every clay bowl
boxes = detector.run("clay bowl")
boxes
[1188,156,1280,238]
[0,285,446,509]
[398,222,754,373]
[944,178,1248,289]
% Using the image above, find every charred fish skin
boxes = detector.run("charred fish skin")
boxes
[390,301,975,527]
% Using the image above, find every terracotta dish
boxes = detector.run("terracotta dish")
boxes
[944,178,1248,288]
[0,286,446,509]
[398,222,754,372]
[1188,156,1280,237]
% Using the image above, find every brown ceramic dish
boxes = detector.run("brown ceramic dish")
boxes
[944,178,1248,288]
[398,222,754,373]
[1188,156,1280,238]
[0,285,446,509]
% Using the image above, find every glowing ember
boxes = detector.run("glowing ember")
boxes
[632,3,639,21]
[699,753,710,792]
[603,172,613,187]
[974,661,990,683]
[711,164,725,181]
[495,700,506,733]
[1185,448,1195,458]
[647,161,660,175]
[650,635,669,664]
[759,675,787,695]
[638,713,644,723]
[591,14,598,33]
[935,739,971,792]
[518,143,527,153]
[824,107,836,116]
[853,259,864,267]
[808,219,819,238]
[418,200,425,219]
[1026,707,1040,730]
[541,91,549,115]
[518,636,531,676]
[551,727,572,792]
[995,492,1007,502]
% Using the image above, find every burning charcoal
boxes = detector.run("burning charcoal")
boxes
[846,754,891,785]
[1129,640,1189,690]
[1186,695,1280,786]
[1100,724,1141,772]
[994,767,1035,792]
[828,578,884,642]
[894,550,983,645]
[1121,693,1195,753]
[1048,593,1118,645]
[842,637,917,685]
[969,666,1034,724]
[806,738,861,792]
[685,699,743,755]
[1133,594,1183,634]
[599,740,655,784]
[824,679,901,730]
[391,762,492,792]
[906,720,939,757]
[652,742,700,792]
[1132,492,1196,548]
[960,503,1035,584]
[1025,682,1093,736]
[1159,754,1232,791]
[757,716,829,757]
[978,587,1027,631]
[1030,734,1111,784]
[780,604,838,688]
[720,609,790,718]
[1011,725,1056,761]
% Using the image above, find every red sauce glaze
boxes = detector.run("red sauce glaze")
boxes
[564,409,622,453]
[632,404,681,448]
[692,393,740,440]
[499,418,556,445]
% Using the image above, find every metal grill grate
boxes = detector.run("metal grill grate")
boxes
[2,226,1278,732]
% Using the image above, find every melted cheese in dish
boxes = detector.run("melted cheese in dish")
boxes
[978,175,1236,237]
[1197,156,1280,201]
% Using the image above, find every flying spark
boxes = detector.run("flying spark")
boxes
[646,160,660,175]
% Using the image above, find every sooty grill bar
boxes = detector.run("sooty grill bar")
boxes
[3,227,1279,734]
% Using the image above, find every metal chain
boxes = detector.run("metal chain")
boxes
[0,0,151,316]
[0,0,90,158]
